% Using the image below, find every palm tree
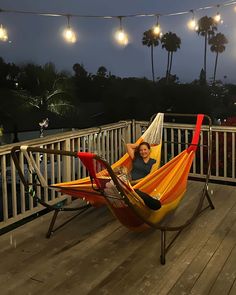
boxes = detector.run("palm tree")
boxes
[142,29,160,82]
[161,32,181,83]
[196,16,217,83]
[17,63,72,116]
[208,33,228,84]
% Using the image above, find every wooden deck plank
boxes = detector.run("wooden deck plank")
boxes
[86,182,204,294]
[208,244,236,295]
[0,207,116,284]
[153,184,236,295]
[229,278,236,295]
[2,224,150,294]
[0,206,112,277]
[88,183,236,295]
[166,194,236,295]
[36,229,152,295]
[0,181,235,295]
[189,218,236,295]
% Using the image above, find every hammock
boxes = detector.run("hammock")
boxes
[76,114,205,230]
[51,112,164,206]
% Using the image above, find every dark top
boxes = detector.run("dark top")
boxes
[131,156,156,180]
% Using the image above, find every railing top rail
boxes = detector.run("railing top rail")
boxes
[136,120,236,132]
[0,120,132,154]
[1,119,236,155]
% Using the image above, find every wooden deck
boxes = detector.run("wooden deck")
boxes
[0,181,236,295]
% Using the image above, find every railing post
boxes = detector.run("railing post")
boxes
[132,119,138,142]
[62,138,71,182]
[122,122,132,153]
[62,138,72,204]
[1,155,8,221]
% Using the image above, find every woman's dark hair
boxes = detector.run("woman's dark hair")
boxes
[134,141,151,158]
[139,142,151,150]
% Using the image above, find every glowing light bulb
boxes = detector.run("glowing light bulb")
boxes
[0,24,8,42]
[153,24,161,35]
[188,19,197,30]
[63,27,77,43]
[116,30,125,41]
[214,12,221,23]
[65,29,73,39]
[115,29,128,46]
[0,26,4,38]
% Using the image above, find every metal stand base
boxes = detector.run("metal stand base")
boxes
[46,204,91,239]
[159,188,214,265]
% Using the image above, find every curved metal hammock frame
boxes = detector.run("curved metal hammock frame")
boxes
[75,113,215,264]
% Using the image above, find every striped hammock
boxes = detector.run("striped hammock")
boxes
[72,114,204,230]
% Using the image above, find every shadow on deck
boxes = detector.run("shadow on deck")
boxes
[0,181,236,295]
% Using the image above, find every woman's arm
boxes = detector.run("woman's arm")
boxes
[126,143,138,160]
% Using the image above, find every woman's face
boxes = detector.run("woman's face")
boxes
[139,144,150,159]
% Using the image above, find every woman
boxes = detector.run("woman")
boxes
[126,141,156,181]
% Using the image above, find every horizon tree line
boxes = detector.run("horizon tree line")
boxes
[1,56,236,134]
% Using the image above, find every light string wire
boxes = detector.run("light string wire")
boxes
[0,0,236,19]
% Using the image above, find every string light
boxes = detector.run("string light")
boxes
[0,0,235,44]
[187,10,197,30]
[152,15,162,36]
[214,12,221,22]
[0,24,8,41]
[214,5,223,23]
[63,15,77,43]
[115,17,128,46]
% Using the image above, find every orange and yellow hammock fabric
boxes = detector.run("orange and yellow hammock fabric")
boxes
[52,113,164,206]
[75,114,204,230]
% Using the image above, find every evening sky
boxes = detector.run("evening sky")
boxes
[0,0,236,82]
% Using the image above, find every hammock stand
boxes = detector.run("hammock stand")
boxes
[11,113,214,264]
[74,113,214,264]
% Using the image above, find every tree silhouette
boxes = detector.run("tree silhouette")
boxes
[0,57,20,88]
[142,29,160,82]
[161,32,181,84]
[97,66,108,78]
[196,16,217,83]
[73,63,88,78]
[208,32,228,84]
[199,68,206,86]
[16,63,72,116]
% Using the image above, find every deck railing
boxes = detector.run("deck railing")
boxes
[0,119,235,231]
